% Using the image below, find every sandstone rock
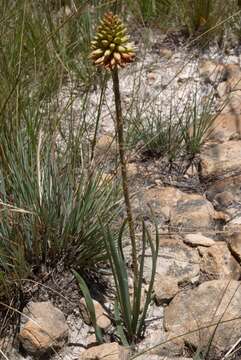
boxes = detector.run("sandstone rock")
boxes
[164,280,241,356]
[144,238,200,284]
[229,232,241,262]
[80,298,111,330]
[19,302,68,356]
[153,274,179,305]
[79,342,129,360]
[141,187,216,230]
[208,113,241,143]
[184,233,215,247]
[199,60,225,84]
[142,186,183,222]
[200,141,241,179]
[199,242,241,280]
[171,193,216,229]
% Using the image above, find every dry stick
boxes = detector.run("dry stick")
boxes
[222,336,241,359]
[111,67,138,289]
[0,349,9,360]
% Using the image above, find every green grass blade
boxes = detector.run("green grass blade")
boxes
[132,220,146,335]
[101,221,133,340]
[137,218,159,338]
[114,300,129,347]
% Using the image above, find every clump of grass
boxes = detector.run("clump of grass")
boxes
[0,121,121,291]
[127,101,184,161]
[128,86,218,161]
[0,0,122,302]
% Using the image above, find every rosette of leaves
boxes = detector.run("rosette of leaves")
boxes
[90,12,135,70]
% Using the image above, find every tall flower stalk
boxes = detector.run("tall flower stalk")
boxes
[79,13,159,345]
[90,12,138,293]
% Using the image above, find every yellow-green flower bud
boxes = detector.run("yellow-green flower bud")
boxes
[89,12,136,70]
[101,40,109,47]
[104,49,112,57]
[110,43,116,51]
[114,37,123,45]
[117,45,126,53]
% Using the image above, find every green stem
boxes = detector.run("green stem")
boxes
[111,67,138,292]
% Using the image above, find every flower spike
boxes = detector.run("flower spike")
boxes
[89,12,136,70]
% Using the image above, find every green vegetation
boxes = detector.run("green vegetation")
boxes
[1,0,241,359]
[0,0,122,301]
[75,12,159,346]
[128,88,221,160]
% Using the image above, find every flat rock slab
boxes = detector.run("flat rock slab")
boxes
[200,140,241,179]
[19,302,68,356]
[79,343,128,360]
[141,186,183,222]
[171,193,215,230]
[141,186,216,230]
[164,280,241,356]
[184,233,215,247]
[199,242,241,280]
[144,238,200,284]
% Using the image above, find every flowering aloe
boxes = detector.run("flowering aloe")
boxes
[90,12,138,291]
[90,12,135,70]
[88,13,159,345]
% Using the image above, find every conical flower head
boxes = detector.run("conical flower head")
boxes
[90,12,136,70]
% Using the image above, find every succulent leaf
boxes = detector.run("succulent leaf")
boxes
[89,12,136,70]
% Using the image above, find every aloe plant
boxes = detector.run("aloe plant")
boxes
[89,11,138,291]
[82,12,159,345]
